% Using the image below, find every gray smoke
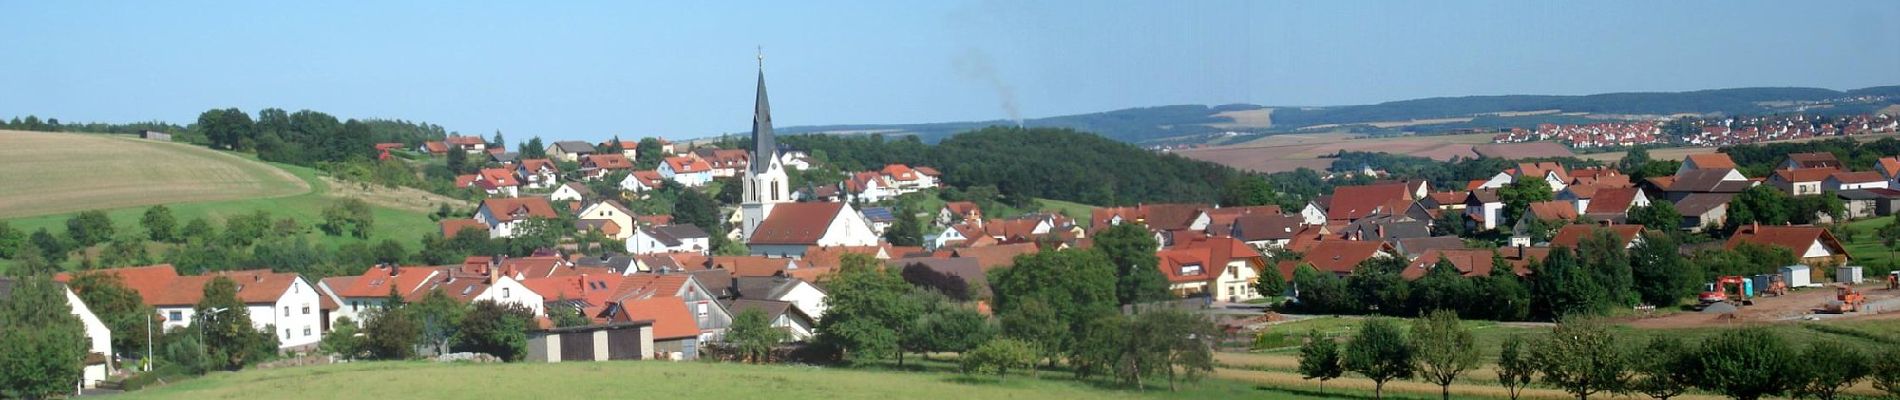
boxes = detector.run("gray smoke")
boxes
[953,48,1022,127]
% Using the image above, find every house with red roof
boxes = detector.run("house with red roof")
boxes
[658,156,712,187]
[580,154,635,180]
[471,167,522,197]
[517,158,561,189]
[619,170,666,193]
[880,164,938,193]
[1875,157,1900,184]
[576,200,637,241]
[1780,152,1844,170]
[844,171,896,203]
[1400,248,1530,280]
[59,265,325,350]
[1827,171,1889,191]
[745,202,880,258]
[1727,224,1849,269]
[1157,236,1266,302]
[938,201,982,226]
[1547,224,1645,249]
[1678,153,1738,175]
[691,148,751,178]
[475,196,559,238]
[444,135,487,154]
[419,141,450,156]
[1276,240,1396,280]
[1769,168,1840,196]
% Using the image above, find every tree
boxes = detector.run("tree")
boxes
[198,277,266,370]
[197,108,255,150]
[100,234,151,268]
[1726,186,1793,233]
[900,263,971,301]
[1096,223,1168,306]
[1497,178,1554,226]
[816,254,922,364]
[142,205,178,242]
[490,131,505,151]
[1576,229,1634,308]
[1630,232,1695,307]
[635,138,664,169]
[1347,257,1412,315]
[410,288,465,356]
[181,217,216,243]
[361,306,420,360]
[66,272,154,356]
[1291,263,1354,314]
[452,300,534,362]
[1409,258,1474,317]
[1625,201,1681,232]
[1496,334,1535,400]
[1410,310,1479,400]
[318,316,363,359]
[66,210,116,247]
[1130,308,1217,391]
[727,309,789,363]
[672,189,721,234]
[1297,330,1344,389]
[1629,336,1691,400]
[1254,270,1286,299]
[549,305,590,328]
[1531,319,1629,400]
[882,202,924,247]
[29,228,67,264]
[989,249,1118,365]
[446,144,470,174]
[1220,175,1278,207]
[904,295,993,359]
[1792,340,1869,400]
[520,136,547,159]
[1618,146,1653,172]
[0,275,88,399]
[0,222,22,259]
[1686,327,1800,400]
[1529,246,1604,319]
[961,338,1037,379]
[1876,348,1900,399]
[999,298,1066,367]
[1344,318,1413,399]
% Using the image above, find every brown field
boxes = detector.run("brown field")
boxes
[1176,132,1503,173]
[1208,108,1275,129]
[0,131,308,218]
[320,177,470,213]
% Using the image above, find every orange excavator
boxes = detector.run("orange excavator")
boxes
[1824,284,1866,313]
[1699,275,1754,309]
[1759,274,1789,297]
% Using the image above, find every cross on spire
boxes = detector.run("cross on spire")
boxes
[756,46,764,70]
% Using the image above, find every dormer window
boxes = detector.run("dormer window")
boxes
[1180,264,1202,276]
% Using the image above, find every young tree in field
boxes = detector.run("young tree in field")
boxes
[0,221,23,259]
[66,210,116,247]
[0,275,88,399]
[1096,223,1168,306]
[1411,310,1479,400]
[1297,330,1343,390]
[142,205,178,242]
[181,217,216,243]
[1792,340,1870,400]
[452,300,534,362]
[1495,334,1535,400]
[727,309,789,363]
[1686,327,1800,400]
[1531,319,1629,400]
[1344,318,1413,399]
[904,295,992,360]
[960,338,1036,380]
[1628,336,1691,400]
[999,298,1066,368]
[1131,307,1217,392]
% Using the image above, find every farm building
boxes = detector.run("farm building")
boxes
[138,130,172,141]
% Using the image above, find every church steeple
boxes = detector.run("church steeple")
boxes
[750,49,775,174]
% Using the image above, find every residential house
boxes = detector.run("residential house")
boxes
[1157,236,1266,302]
[620,170,666,193]
[880,164,938,193]
[1770,168,1839,196]
[726,299,816,340]
[860,207,896,235]
[576,201,637,240]
[692,148,750,177]
[599,138,640,160]
[445,135,487,154]
[322,265,444,325]
[734,275,829,321]
[746,202,881,258]
[1325,183,1416,223]
[471,167,521,197]
[844,171,896,203]
[517,159,561,189]
[549,182,594,204]
[580,154,634,180]
[629,225,712,255]
[1877,156,1900,186]
[1828,171,1889,191]
[1463,189,1504,230]
[439,219,490,239]
[547,141,597,162]
[1392,236,1468,259]
[1674,193,1735,232]
[1649,168,1754,202]
[1580,187,1650,221]
[1525,200,1578,222]
[1677,153,1738,175]
[475,196,559,238]
[1229,214,1305,251]
[1399,248,1529,280]
[419,141,449,156]
[489,151,519,165]
[1780,152,1843,170]
[1277,240,1395,280]
[951,243,1041,271]
[938,201,982,226]
[1727,224,1850,272]
[1548,224,1645,249]
[658,156,713,187]
[779,150,814,171]
[63,265,324,350]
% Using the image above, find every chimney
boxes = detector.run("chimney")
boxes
[579,274,590,295]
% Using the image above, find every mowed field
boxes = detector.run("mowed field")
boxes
[1174,132,1499,173]
[0,131,308,218]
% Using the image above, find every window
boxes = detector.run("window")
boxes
[696,303,708,316]
[771,181,780,201]
[1180,264,1202,276]
[502,288,511,298]
[302,305,311,315]
[169,311,182,321]
[284,329,291,339]
[303,326,312,337]
[284,306,290,317]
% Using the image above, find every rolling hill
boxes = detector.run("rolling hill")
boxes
[770,86,1900,146]
[0,130,309,218]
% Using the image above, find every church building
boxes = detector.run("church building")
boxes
[739,53,878,258]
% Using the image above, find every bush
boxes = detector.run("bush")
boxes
[961,338,1037,379]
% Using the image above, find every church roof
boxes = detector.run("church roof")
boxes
[750,60,776,174]
[750,202,848,245]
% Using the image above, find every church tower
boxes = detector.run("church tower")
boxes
[740,51,791,242]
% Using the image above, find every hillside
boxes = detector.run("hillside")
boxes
[0,130,309,218]
[770,86,1900,145]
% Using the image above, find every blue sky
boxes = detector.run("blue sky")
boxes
[3,1,1897,141]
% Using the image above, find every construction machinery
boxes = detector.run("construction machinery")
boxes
[1823,284,1867,313]
[1888,271,1899,290]
[1699,275,1755,308]
[1759,274,1789,297]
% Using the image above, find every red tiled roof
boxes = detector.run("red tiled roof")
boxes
[943,201,981,220]
[423,141,449,154]
[951,243,1041,271]
[800,246,885,269]
[1527,200,1577,221]
[1584,188,1642,214]
[620,297,699,340]
[1159,236,1262,283]
[441,219,489,238]
[1773,168,1840,184]
[1878,157,1900,178]
[1280,241,1390,279]
[1831,171,1886,184]
[585,154,634,170]
[663,156,710,173]
[478,168,520,187]
[56,264,181,306]
[334,265,441,299]
[914,166,940,176]
[479,197,558,223]
[748,202,847,245]
[1726,225,1845,257]
[445,136,486,146]
[710,256,804,277]
[1326,183,1412,221]
[519,159,559,174]
[1684,153,1737,169]
[881,164,920,181]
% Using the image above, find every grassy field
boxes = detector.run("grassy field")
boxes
[0,131,460,272]
[0,131,309,218]
[117,360,1392,400]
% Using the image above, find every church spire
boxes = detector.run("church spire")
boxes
[751,48,775,173]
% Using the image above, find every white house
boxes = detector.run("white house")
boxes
[620,170,666,193]
[845,172,896,203]
[746,202,881,258]
[576,201,637,241]
[475,197,559,238]
[779,151,813,171]
[659,157,713,187]
[321,265,443,325]
[629,225,712,255]
[72,266,324,351]
[549,182,593,204]
[19,278,114,391]
[517,159,561,190]
[1299,201,1327,226]
[734,276,830,321]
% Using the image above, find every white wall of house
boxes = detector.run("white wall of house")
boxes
[1215,260,1261,303]
[815,208,881,248]
[1478,172,1513,189]
[577,203,635,240]
[257,278,324,350]
[1300,203,1326,226]
[549,185,588,203]
[775,281,829,321]
[474,278,546,316]
[1804,240,1834,259]
[627,230,710,255]
[64,288,111,389]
